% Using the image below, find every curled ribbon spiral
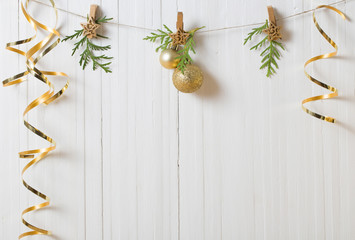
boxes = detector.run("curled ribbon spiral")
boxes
[302,5,346,123]
[3,0,69,238]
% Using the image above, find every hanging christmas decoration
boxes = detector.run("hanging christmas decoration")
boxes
[244,6,285,77]
[160,48,180,69]
[2,0,69,238]
[144,12,205,93]
[302,5,346,123]
[62,4,113,73]
[172,64,204,93]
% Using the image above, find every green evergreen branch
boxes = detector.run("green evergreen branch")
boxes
[97,34,109,39]
[259,40,284,77]
[72,36,86,55]
[62,29,84,41]
[250,36,268,51]
[62,16,113,73]
[143,25,173,52]
[96,16,113,24]
[176,26,205,73]
[244,20,284,77]
[144,25,204,73]
[243,20,268,45]
[87,40,111,51]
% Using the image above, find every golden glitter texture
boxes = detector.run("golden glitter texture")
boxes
[172,64,203,93]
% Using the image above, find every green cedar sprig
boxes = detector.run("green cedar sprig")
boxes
[260,40,284,77]
[176,27,204,73]
[62,16,113,73]
[143,26,205,73]
[244,20,285,77]
[243,20,268,45]
[143,25,173,52]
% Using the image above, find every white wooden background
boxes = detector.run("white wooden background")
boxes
[1,0,355,239]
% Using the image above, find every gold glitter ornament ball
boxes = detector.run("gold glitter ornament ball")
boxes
[172,64,203,93]
[159,49,180,69]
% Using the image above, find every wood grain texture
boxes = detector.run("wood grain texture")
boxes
[0,0,355,239]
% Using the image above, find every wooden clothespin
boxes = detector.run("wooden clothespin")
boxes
[176,12,184,30]
[90,4,98,20]
[264,6,282,41]
[169,12,189,46]
[267,6,276,25]
[81,4,100,39]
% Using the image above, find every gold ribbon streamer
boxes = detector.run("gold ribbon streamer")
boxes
[3,0,69,238]
[302,5,346,123]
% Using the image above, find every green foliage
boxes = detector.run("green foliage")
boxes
[143,25,173,52]
[176,36,195,73]
[79,38,113,73]
[62,29,83,42]
[250,36,268,51]
[144,26,204,73]
[62,17,113,73]
[260,40,284,77]
[243,20,268,45]
[96,16,113,24]
[176,27,205,73]
[244,20,284,77]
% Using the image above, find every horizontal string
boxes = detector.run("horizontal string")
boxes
[31,0,349,33]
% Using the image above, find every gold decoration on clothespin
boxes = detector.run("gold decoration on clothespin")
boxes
[169,12,190,46]
[263,6,282,41]
[81,4,100,39]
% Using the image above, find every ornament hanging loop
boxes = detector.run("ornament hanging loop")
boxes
[168,42,179,50]
[90,4,98,20]
[176,12,184,31]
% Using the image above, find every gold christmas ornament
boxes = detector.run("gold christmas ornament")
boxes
[172,64,203,93]
[144,12,205,93]
[159,48,180,69]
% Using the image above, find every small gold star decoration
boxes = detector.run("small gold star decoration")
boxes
[81,17,100,39]
[263,21,282,41]
[169,28,190,46]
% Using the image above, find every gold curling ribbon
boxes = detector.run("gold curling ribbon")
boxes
[302,5,346,123]
[3,0,69,238]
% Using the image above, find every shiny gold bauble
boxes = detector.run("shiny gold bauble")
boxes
[172,64,203,93]
[159,49,180,69]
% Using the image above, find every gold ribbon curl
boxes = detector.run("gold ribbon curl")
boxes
[3,0,69,238]
[302,5,346,123]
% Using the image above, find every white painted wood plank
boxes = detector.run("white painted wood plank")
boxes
[47,8,87,240]
[100,1,118,239]
[63,0,105,239]
[101,0,179,239]
[81,0,104,238]
[338,3,355,240]
[0,0,20,238]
